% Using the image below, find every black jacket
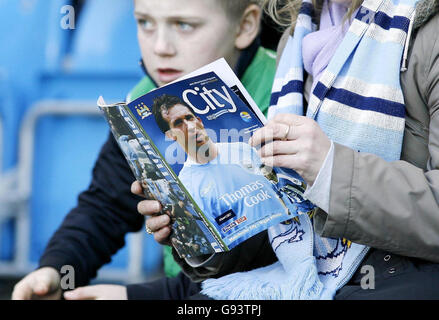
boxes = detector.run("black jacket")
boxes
[39,133,145,287]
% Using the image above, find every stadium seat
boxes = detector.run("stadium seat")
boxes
[20,103,162,282]
[0,0,73,273]
[8,0,161,283]
[0,0,162,283]
[0,0,72,113]
[17,101,109,270]
[0,75,18,261]
[0,73,19,173]
[68,0,141,73]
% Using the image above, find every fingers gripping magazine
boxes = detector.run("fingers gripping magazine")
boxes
[98,59,315,260]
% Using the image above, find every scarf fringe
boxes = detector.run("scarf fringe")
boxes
[201,257,325,300]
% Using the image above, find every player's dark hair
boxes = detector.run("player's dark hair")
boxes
[152,94,195,133]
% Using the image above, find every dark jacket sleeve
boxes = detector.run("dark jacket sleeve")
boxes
[171,230,277,283]
[126,272,202,300]
[38,132,145,286]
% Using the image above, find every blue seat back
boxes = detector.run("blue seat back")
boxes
[29,108,109,263]
[0,75,20,172]
[2,0,161,280]
[0,0,72,169]
[141,235,163,276]
[0,0,72,101]
[0,75,19,261]
[68,0,141,74]
[28,0,160,278]
[28,109,162,278]
[0,0,72,264]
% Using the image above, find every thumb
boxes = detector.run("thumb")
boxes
[33,269,61,295]
[33,282,49,295]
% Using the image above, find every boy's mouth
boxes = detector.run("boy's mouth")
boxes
[156,68,183,84]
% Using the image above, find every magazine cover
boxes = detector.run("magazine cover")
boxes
[98,60,315,259]
[99,100,224,259]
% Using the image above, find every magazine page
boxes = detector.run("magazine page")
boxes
[125,70,314,251]
[98,97,226,260]
[184,60,315,218]
[175,58,267,125]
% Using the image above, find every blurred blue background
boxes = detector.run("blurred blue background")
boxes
[0,0,164,296]
[0,0,282,299]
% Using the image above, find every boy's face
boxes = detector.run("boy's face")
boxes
[134,0,239,87]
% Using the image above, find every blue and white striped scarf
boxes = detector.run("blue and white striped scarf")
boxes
[201,0,418,299]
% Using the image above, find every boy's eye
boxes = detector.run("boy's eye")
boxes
[138,19,154,31]
[176,22,194,32]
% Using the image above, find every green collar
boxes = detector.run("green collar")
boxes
[127,47,276,117]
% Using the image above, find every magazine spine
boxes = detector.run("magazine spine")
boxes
[124,106,229,252]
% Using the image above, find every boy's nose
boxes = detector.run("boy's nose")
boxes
[154,29,176,56]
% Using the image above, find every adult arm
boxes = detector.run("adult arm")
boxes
[62,273,200,300]
[126,272,202,300]
[314,14,439,262]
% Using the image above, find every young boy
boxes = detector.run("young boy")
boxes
[12,0,278,300]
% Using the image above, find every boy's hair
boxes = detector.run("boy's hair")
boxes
[220,0,261,20]
[152,94,196,133]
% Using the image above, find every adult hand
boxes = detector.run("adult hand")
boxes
[11,267,62,300]
[249,114,331,186]
[131,181,171,245]
[63,284,127,300]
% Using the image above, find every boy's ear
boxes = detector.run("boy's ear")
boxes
[235,4,262,50]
